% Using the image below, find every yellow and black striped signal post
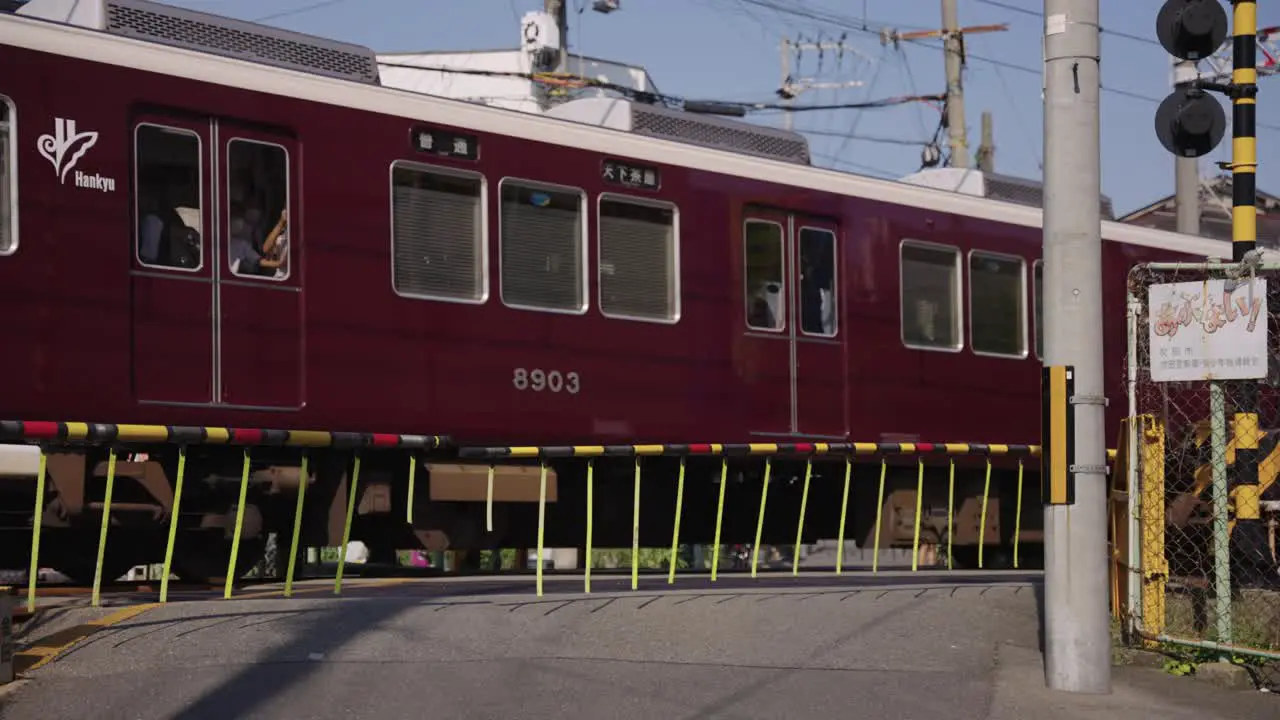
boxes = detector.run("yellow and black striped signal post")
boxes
[1228,0,1268,569]
[1042,366,1076,506]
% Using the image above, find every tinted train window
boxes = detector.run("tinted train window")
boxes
[227,139,290,281]
[969,251,1027,357]
[0,97,13,255]
[799,227,837,337]
[900,241,961,350]
[499,180,586,312]
[391,162,486,303]
[1033,260,1044,359]
[598,196,679,322]
[135,124,203,271]
[745,220,785,331]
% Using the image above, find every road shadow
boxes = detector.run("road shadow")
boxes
[3,572,1048,720]
[163,598,417,720]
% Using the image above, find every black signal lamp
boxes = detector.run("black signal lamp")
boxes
[1154,86,1227,158]
[1156,0,1229,61]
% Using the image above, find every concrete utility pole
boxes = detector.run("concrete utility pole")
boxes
[1173,58,1201,235]
[942,0,969,168]
[1041,0,1111,695]
[545,0,569,73]
[977,111,995,172]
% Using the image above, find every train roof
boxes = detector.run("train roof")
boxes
[0,1,1235,261]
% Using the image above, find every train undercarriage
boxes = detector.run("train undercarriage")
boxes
[0,444,1041,583]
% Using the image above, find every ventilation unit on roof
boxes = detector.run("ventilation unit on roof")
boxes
[899,167,1116,219]
[17,0,381,85]
[544,97,811,166]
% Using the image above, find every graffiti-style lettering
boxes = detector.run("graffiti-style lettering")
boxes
[1151,283,1264,338]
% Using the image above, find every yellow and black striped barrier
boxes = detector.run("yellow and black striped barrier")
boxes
[459,441,1120,598]
[4,420,447,613]
[458,440,1043,460]
[9,421,1124,611]
[0,419,448,450]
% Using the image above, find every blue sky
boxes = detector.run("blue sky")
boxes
[169,0,1280,216]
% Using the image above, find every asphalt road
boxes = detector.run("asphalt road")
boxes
[1,572,1276,720]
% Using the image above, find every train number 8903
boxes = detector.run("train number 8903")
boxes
[513,368,580,394]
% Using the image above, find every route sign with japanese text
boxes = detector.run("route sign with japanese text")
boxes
[1148,277,1268,382]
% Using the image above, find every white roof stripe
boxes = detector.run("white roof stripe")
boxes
[0,13,1232,261]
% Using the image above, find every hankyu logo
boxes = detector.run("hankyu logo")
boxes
[37,117,115,193]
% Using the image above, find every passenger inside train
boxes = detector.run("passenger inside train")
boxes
[227,139,290,279]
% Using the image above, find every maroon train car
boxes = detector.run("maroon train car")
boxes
[0,0,1231,581]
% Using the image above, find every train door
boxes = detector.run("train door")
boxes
[130,116,215,405]
[741,210,793,435]
[740,209,847,439]
[791,218,845,437]
[215,124,303,409]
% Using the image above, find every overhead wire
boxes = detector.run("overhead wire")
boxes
[956,1,1280,131]
[732,0,933,36]
[892,38,1280,132]
[797,127,930,146]
[827,46,891,164]
[808,152,901,179]
[253,0,349,23]
[376,59,944,114]
[988,63,1042,172]
[897,45,932,139]
[971,0,1161,48]
[730,0,1280,132]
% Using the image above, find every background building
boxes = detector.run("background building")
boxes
[1118,174,1280,247]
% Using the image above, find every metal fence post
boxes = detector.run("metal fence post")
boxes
[1209,383,1234,649]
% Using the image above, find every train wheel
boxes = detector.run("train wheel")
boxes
[981,547,1014,571]
[171,532,268,586]
[48,541,140,587]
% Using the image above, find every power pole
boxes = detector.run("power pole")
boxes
[942,0,969,168]
[881,14,1007,169]
[1173,58,1201,235]
[977,111,995,172]
[545,0,569,73]
[1042,0,1111,695]
[777,37,870,133]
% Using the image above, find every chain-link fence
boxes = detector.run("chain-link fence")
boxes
[1125,259,1280,685]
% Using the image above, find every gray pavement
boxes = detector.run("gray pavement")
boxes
[0,574,1275,719]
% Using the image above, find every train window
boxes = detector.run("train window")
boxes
[900,241,961,350]
[799,227,837,337]
[969,251,1027,358]
[598,195,679,323]
[390,162,487,303]
[1033,260,1044,359]
[134,124,203,271]
[0,97,14,255]
[499,179,587,313]
[744,220,785,331]
[227,139,290,281]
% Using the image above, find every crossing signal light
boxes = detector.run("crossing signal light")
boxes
[1156,0,1229,61]
[1154,0,1229,157]
[1155,86,1226,158]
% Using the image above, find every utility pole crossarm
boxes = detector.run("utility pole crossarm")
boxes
[882,23,1009,44]
[777,37,874,131]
